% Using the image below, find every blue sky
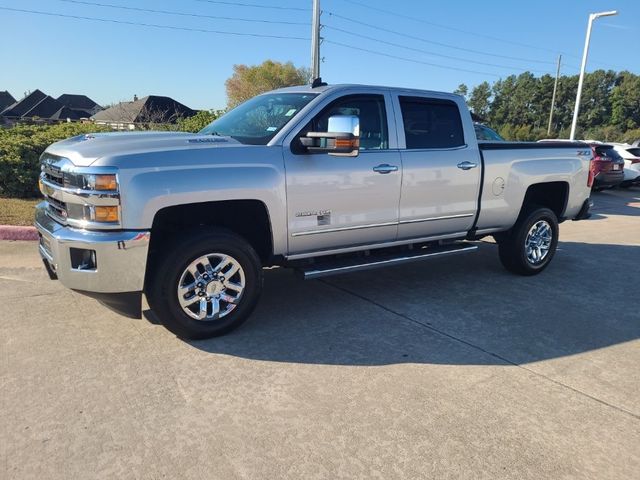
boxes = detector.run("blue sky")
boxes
[0,0,637,110]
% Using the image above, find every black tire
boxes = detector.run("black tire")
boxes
[498,206,559,276]
[147,228,263,339]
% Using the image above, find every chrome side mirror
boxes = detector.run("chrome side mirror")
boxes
[300,115,360,157]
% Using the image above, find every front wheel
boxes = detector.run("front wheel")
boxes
[147,229,263,339]
[498,207,559,276]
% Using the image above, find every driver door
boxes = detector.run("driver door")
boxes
[283,92,402,256]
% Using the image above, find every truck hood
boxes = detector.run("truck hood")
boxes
[45,131,246,167]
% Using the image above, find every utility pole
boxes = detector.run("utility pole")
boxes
[547,54,562,135]
[310,0,321,82]
[570,10,618,140]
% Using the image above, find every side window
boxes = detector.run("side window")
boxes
[399,96,465,149]
[311,94,389,150]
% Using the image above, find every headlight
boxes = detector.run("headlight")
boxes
[85,174,118,191]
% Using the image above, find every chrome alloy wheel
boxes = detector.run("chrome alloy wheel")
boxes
[177,253,245,321]
[525,220,553,265]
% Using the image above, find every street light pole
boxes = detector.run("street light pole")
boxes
[310,0,321,81]
[569,10,618,140]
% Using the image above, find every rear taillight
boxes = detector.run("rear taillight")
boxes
[630,157,640,165]
[587,159,595,187]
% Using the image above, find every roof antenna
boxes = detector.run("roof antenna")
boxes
[311,77,327,88]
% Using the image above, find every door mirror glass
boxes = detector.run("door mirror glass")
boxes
[300,115,360,157]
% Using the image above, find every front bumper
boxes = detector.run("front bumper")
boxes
[35,202,150,317]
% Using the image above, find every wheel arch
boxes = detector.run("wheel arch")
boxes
[519,181,569,221]
[147,199,275,267]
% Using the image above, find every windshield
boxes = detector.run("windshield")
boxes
[199,93,318,145]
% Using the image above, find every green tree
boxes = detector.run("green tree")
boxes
[225,60,311,108]
[577,70,617,131]
[468,81,491,119]
[488,76,516,126]
[611,71,640,130]
[453,83,468,100]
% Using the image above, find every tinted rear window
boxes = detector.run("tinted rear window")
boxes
[594,146,623,160]
[399,96,464,149]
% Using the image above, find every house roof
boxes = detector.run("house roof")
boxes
[1,89,47,117]
[49,106,84,121]
[22,95,67,119]
[0,90,103,120]
[92,95,196,124]
[57,94,101,112]
[0,91,16,111]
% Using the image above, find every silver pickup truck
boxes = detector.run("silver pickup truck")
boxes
[36,84,592,338]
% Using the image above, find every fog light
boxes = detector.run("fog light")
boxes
[70,248,97,270]
[93,206,119,222]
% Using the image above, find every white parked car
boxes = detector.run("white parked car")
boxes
[612,144,640,187]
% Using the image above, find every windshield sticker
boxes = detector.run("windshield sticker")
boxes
[266,126,277,131]
[285,109,297,117]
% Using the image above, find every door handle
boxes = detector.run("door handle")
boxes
[373,164,398,174]
[457,161,478,170]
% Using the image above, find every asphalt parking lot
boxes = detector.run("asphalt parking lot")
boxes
[1,188,639,479]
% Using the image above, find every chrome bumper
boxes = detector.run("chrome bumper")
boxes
[35,202,150,293]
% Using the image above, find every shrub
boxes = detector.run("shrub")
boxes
[0,123,111,198]
[177,109,224,132]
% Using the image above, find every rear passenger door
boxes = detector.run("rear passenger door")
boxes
[395,95,482,240]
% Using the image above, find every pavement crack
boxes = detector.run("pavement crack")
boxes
[319,278,640,421]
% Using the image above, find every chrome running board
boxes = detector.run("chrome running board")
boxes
[298,243,478,279]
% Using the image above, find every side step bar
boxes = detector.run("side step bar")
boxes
[298,243,478,280]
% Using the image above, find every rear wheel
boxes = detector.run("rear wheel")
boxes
[498,207,559,276]
[147,229,263,339]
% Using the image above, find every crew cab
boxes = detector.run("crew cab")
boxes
[36,84,593,338]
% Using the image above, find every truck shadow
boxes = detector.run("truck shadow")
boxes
[169,241,640,367]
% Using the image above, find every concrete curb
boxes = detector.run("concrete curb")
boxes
[0,225,39,241]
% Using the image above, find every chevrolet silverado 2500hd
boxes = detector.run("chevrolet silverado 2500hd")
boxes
[36,84,593,338]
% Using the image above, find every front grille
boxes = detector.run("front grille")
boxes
[39,153,121,229]
[46,196,68,222]
[42,162,65,188]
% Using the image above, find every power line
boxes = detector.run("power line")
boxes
[323,25,553,75]
[336,0,624,71]
[340,0,563,56]
[324,11,569,69]
[325,40,501,78]
[0,6,309,40]
[56,0,308,26]
[194,0,307,11]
